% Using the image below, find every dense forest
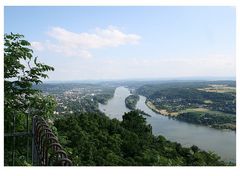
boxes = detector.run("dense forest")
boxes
[176,112,236,130]
[54,111,228,166]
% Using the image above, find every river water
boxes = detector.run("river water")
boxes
[98,86,236,162]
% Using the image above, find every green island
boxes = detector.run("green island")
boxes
[125,94,140,110]
[137,82,236,130]
[125,94,150,116]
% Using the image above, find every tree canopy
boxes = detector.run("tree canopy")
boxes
[54,111,228,166]
[4,33,55,165]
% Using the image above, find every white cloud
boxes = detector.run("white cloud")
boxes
[32,26,141,58]
[31,41,44,51]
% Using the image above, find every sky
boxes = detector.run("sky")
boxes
[4,6,236,81]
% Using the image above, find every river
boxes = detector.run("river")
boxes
[98,86,236,163]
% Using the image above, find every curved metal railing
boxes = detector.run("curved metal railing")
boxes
[33,117,72,166]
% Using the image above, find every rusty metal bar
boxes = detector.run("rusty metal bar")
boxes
[12,113,16,166]
[33,117,72,166]
[4,132,31,137]
[32,117,36,166]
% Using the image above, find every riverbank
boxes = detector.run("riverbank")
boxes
[146,100,178,117]
[145,100,235,131]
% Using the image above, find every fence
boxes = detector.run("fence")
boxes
[4,115,72,166]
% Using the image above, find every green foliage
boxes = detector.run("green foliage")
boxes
[176,112,236,130]
[4,33,55,120]
[125,95,150,116]
[4,33,55,165]
[54,111,228,166]
[29,93,57,119]
[94,92,114,104]
[122,111,152,135]
[125,94,139,110]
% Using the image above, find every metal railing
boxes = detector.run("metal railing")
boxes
[4,115,72,166]
[32,117,72,166]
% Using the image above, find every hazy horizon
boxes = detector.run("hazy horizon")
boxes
[42,76,236,84]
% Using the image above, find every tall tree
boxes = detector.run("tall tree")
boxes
[4,33,55,165]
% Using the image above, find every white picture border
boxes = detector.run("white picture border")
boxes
[0,0,239,176]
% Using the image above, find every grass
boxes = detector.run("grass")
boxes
[179,108,235,118]
[198,84,236,93]
[180,108,209,113]
[204,100,213,104]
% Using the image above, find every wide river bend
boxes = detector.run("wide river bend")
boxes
[99,87,236,162]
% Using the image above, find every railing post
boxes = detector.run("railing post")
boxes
[27,106,30,162]
[32,116,37,166]
[12,113,16,166]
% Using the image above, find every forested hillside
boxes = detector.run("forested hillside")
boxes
[54,111,228,166]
